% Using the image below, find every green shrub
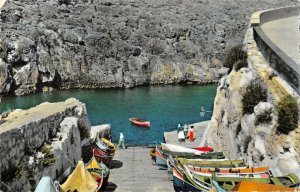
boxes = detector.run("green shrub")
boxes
[234,59,248,71]
[242,84,267,115]
[276,95,299,134]
[41,145,56,167]
[224,44,247,72]
[255,111,272,125]
[78,120,90,141]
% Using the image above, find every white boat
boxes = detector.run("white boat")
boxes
[161,143,202,155]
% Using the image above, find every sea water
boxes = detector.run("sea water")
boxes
[0,84,217,145]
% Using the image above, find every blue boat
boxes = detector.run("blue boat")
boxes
[35,177,59,192]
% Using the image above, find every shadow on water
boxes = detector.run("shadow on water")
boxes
[109,160,123,169]
[102,182,117,192]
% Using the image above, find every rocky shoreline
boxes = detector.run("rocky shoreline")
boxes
[0,0,296,96]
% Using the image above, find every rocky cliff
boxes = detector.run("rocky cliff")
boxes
[0,0,296,95]
[205,24,300,178]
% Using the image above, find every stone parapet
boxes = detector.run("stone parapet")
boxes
[0,98,91,191]
[250,5,300,94]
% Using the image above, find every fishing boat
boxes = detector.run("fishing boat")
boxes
[184,164,271,178]
[182,165,300,192]
[169,156,245,191]
[153,145,225,167]
[35,177,59,192]
[129,118,150,127]
[187,166,270,175]
[60,161,98,192]
[230,180,300,192]
[194,147,214,152]
[85,156,110,189]
[177,158,244,167]
[161,143,225,159]
[93,136,115,165]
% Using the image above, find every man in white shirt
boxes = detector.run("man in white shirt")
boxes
[118,131,125,149]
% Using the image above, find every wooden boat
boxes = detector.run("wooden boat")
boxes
[169,155,245,192]
[182,165,300,192]
[185,165,271,178]
[195,147,214,152]
[129,118,150,127]
[177,158,244,167]
[161,143,225,159]
[93,136,115,165]
[35,177,59,192]
[187,165,269,174]
[85,156,110,189]
[60,161,98,192]
[153,145,225,167]
[230,180,299,192]
[155,146,168,167]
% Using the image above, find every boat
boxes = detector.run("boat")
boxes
[230,180,299,192]
[93,136,115,165]
[85,156,110,189]
[35,177,59,192]
[184,164,271,178]
[182,164,300,192]
[177,158,244,167]
[169,156,245,191]
[161,143,225,159]
[194,147,214,152]
[60,160,98,192]
[187,166,270,175]
[155,145,168,167]
[129,118,150,127]
[152,145,225,167]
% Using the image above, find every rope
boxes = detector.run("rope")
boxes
[0,180,18,192]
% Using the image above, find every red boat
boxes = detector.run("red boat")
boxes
[194,147,214,152]
[129,118,150,127]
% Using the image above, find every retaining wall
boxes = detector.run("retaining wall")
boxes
[251,5,300,93]
[0,98,91,191]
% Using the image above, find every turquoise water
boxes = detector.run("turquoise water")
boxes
[0,85,217,145]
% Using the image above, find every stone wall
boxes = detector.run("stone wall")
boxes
[0,98,91,191]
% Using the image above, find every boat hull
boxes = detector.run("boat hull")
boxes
[173,166,184,192]
[155,147,168,167]
[129,118,150,127]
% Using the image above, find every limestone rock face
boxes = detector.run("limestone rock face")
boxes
[206,68,300,177]
[0,0,296,95]
[0,58,7,92]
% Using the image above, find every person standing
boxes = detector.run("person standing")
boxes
[118,131,125,149]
